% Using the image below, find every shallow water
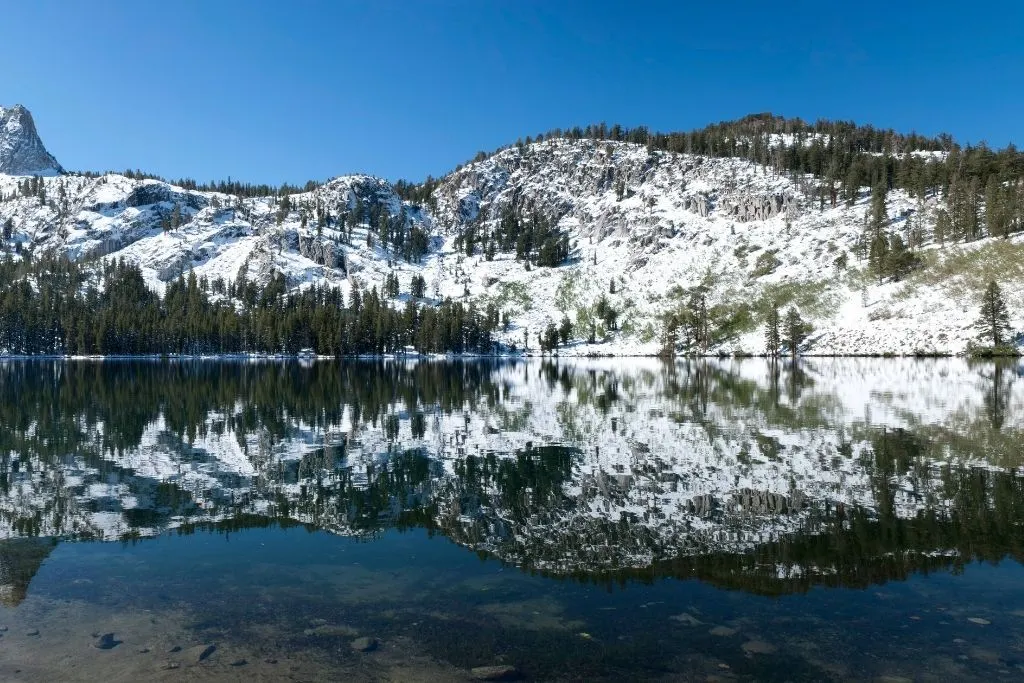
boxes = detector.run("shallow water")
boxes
[1,358,1024,681]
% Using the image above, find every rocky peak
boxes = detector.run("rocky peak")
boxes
[0,104,63,176]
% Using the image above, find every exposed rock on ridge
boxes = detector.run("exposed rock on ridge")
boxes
[0,104,62,176]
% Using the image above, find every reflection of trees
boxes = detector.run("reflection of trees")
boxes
[979,361,1014,430]
[2,360,1024,597]
[0,360,509,466]
[660,359,830,431]
[501,461,1024,595]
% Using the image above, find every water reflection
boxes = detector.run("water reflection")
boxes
[2,358,1023,604]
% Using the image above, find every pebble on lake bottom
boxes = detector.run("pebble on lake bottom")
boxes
[741,640,777,655]
[470,664,521,681]
[967,617,991,625]
[670,613,702,626]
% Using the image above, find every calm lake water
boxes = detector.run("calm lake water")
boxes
[1,358,1024,681]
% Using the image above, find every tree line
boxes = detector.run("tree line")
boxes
[0,255,505,356]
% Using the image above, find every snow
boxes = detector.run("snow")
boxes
[0,135,1018,357]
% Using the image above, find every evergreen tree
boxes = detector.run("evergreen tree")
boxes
[542,323,559,352]
[784,307,810,357]
[558,315,573,345]
[687,291,709,353]
[276,194,291,225]
[974,281,1012,348]
[764,305,780,356]
[410,274,426,298]
[935,208,950,246]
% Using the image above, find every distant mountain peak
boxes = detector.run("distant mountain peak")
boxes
[0,104,62,176]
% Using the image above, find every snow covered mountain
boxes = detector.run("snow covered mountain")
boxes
[0,105,62,176]
[1,106,1021,355]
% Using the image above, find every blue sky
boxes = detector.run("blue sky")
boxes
[2,0,1021,184]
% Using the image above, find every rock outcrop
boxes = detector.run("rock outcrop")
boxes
[723,193,796,222]
[0,105,62,176]
[298,235,345,270]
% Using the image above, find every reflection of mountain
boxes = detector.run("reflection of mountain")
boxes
[1,359,1023,594]
[0,538,56,606]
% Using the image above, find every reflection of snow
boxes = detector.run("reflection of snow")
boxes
[0,360,1020,573]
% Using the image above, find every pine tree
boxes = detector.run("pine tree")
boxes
[974,281,1012,347]
[935,208,950,246]
[276,194,291,225]
[410,275,426,298]
[985,176,1006,238]
[543,322,559,352]
[869,183,888,234]
[764,305,780,356]
[784,307,810,357]
[558,315,573,345]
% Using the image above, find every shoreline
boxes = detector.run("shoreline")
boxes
[0,351,1019,361]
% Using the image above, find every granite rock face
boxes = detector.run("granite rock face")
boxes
[0,105,62,176]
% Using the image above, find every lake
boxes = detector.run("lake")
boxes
[1,358,1023,681]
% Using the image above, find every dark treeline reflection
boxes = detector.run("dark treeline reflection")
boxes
[1,359,1024,600]
[0,360,503,460]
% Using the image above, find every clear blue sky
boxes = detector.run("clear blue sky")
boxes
[2,0,1021,185]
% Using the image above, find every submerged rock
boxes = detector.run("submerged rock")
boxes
[183,643,218,662]
[350,636,378,652]
[304,624,360,637]
[968,617,991,625]
[93,632,122,650]
[670,612,702,626]
[741,640,777,655]
[25,629,39,636]
[471,665,521,681]
[709,626,737,637]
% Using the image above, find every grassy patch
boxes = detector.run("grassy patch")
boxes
[488,281,533,314]
[554,271,583,312]
[752,279,838,320]
[899,240,1024,301]
[751,249,781,278]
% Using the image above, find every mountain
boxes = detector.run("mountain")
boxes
[0,104,62,176]
[1,107,1023,356]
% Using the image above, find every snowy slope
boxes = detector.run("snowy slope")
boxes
[426,139,1023,356]
[1,118,1021,355]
